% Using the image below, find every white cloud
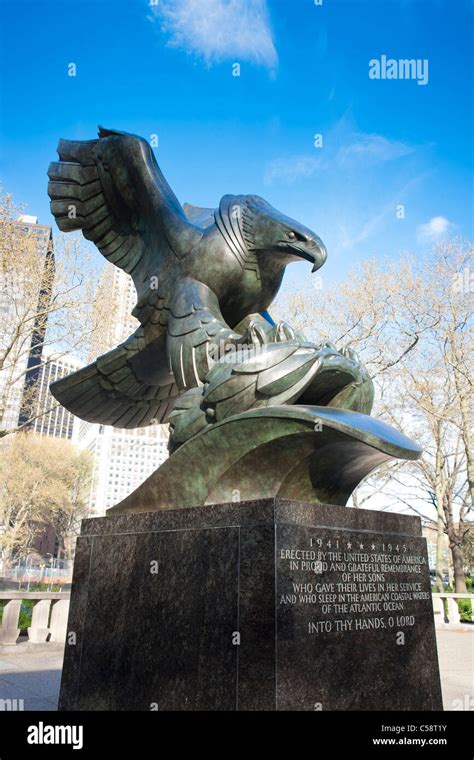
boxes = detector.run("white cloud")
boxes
[417,216,454,243]
[335,133,414,167]
[335,200,395,252]
[264,128,414,185]
[149,0,277,70]
[335,174,425,252]
[264,155,323,185]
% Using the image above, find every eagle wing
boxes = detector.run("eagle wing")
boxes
[47,127,203,322]
[50,278,244,429]
[48,128,208,427]
[50,326,179,428]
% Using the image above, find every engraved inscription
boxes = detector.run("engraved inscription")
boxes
[278,528,430,635]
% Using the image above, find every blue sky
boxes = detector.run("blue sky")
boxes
[0,0,472,291]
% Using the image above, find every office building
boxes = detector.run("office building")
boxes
[0,215,54,431]
[77,262,170,516]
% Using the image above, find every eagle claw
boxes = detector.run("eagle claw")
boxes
[241,320,268,348]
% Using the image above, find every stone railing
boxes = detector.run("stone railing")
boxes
[0,592,70,646]
[2,591,469,642]
[432,592,473,626]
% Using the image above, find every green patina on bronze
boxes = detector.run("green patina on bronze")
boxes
[47,127,421,514]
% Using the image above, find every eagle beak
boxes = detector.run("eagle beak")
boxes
[293,235,327,272]
[310,236,327,272]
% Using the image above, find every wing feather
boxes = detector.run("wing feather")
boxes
[47,128,203,315]
[50,326,179,429]
[167,278,245,391]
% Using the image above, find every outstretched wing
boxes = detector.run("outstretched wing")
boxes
[51,278,264,429]
[47,127,203,321]
[50,325,179,428]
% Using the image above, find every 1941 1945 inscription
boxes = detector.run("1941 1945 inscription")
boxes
[279,535,430,634]
[276,521,440,711]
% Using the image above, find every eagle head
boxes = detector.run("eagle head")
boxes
[239,195,327,273]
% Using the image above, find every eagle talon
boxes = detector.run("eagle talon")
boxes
[275,322,296,342]
[341,346,360,363]
[243,321,268,349]
[318,341,338,352]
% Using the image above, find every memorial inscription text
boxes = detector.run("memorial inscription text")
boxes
[277,528,430,635]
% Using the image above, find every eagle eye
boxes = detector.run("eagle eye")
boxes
[287,231,296,240]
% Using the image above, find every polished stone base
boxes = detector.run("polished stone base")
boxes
[59,499,442,711]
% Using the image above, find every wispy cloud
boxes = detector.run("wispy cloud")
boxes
[264,129,414,185]
[417,216,455,243]
[264,155,322,185]
[335,173,426,253]
[148,0,278,70]
[335,134,414,167]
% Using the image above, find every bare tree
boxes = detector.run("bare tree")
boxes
[393,241,473,591]
[278,239,473,591]
[0,191,107,438]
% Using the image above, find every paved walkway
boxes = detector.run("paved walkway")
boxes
[0,641,64,710]
[0,627,472,710]
[436,626,474,710]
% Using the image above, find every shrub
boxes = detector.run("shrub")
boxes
[458,598,473,623]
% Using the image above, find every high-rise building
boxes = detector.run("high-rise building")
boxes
[78,420,169,514]
[88,263,138,358]
[32,347,83,440]
[0,215,54,432]
[76,262,170,516]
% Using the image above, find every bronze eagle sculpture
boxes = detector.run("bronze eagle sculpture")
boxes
[46,127,422,513]
[47,127,374,453]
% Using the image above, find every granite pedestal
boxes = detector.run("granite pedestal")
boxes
[59,499,442,711]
